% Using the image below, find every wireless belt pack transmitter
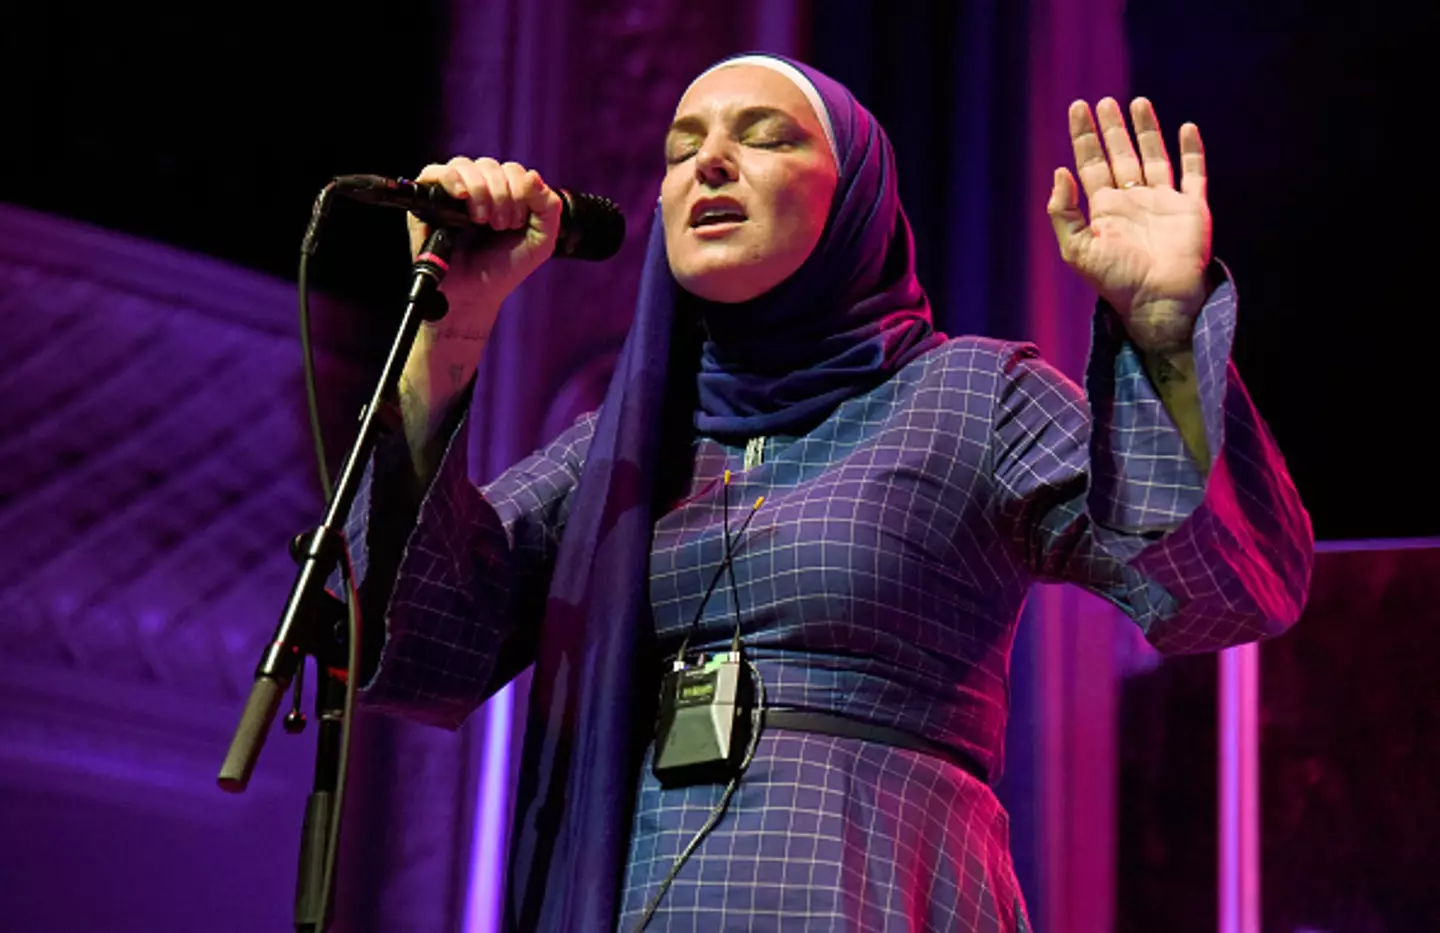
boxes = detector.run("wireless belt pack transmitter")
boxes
[637,475,768,928]
[652,472,764,789]
[652,651,753,787]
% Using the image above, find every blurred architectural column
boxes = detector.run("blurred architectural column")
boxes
[1016,0,1129,931]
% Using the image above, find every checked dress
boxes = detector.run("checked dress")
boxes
[345,279,1313,931]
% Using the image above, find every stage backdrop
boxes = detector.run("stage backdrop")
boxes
[11,0,1400,930]
[0,203,376,933]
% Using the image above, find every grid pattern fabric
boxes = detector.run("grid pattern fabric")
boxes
[349,281,1313,930]
[619,733,1028,932]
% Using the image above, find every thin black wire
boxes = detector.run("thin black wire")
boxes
[634,479,766,932]
[674,477,763,664]
[723,479,746,654]
[673,546,742,665]
[296,182,354,931]
[299,183,337,501]
[633,663,766,933]
[312,540,361,932]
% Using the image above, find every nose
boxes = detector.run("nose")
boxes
[693,133,737,187]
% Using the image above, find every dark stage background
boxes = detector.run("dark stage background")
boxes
[4,0,1434,541]
[2,2,1435,932]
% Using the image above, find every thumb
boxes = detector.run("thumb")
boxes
[521,170,564,245]
[406,213,430,261]
[1047,167,1088,263]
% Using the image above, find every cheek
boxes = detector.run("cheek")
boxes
[659,206,679,242]
[659,174,688,233]
[659,198,691,265]
[771,171,832,256]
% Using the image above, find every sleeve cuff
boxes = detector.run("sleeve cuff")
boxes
[1084,260,1237,542]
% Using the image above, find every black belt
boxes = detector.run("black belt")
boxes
[762,709,984,780]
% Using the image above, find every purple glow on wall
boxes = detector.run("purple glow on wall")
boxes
[0,203,371,933]
[1017,0,1128,929]
[463,683,516,933]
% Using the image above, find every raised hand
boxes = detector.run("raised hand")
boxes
[1047,97,1212,352]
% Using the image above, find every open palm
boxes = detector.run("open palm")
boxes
[1048,97,1212,352]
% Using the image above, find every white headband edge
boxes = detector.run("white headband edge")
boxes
[684,55,840,166]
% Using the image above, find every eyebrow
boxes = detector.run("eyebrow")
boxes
[666,106,802,139]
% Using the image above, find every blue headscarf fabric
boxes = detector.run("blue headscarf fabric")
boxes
[691,58,946,437]
[505,54,947,931]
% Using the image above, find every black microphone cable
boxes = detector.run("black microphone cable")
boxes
[635,471,768,932]
[277,180,354,933]
[289,169,623,931]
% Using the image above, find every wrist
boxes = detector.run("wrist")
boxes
[433,285,504,326]
[1121,260,1227,353]
[1141,346,1196,384]
[1140,348,1211,472]
[1119,291,1203,353]
[400,330,481,446]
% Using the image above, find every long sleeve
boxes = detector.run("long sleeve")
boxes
[991,274,1314,654]
[344,410,598,728]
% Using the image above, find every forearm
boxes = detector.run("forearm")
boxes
[398,312,495,480]
[1064,278,1312,653]
[356,435,525,727]
[1143,348,1210,472]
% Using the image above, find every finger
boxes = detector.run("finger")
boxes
[1068,100,1115,201]
[428,159,476,204]
[413,161,470,217]
[446,156,493,225]
[1046,167,1088,263]
[408,163,455,255]
[1178,122,1207,200]
[406,212,428,259]
[1130,97,1174,189]
[498,161,534,231]
[518,169,563,238]
[473,157,515,229]
[414,162,452,186]
[1096,97,1144,188]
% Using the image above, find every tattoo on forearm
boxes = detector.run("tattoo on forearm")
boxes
[1148,353,1187,388]
[1142,350,1209,471]
[434,325,487,342]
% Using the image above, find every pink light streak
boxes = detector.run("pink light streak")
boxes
[1219,643,1259,933]
[462,683,515,933]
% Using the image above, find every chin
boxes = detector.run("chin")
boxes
[682,278,762,304]
[674,257,783,304]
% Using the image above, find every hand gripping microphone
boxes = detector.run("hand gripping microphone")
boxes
[332,174,625,261]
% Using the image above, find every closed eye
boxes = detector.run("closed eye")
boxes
[665,106,809,163]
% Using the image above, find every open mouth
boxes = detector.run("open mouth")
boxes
[689,198,748,228]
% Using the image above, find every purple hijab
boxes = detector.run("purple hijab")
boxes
[505,54,946,931]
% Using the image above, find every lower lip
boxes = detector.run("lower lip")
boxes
[690,220,745,238]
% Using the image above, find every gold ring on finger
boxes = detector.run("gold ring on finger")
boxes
[1121,180,1141,189]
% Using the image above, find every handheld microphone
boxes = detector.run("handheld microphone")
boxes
[332,174,625,261]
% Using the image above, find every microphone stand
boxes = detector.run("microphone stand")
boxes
[218,227,457,932]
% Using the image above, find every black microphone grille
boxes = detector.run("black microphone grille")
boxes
[557,191,626,261]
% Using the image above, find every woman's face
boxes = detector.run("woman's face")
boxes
[661,64,839,304]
